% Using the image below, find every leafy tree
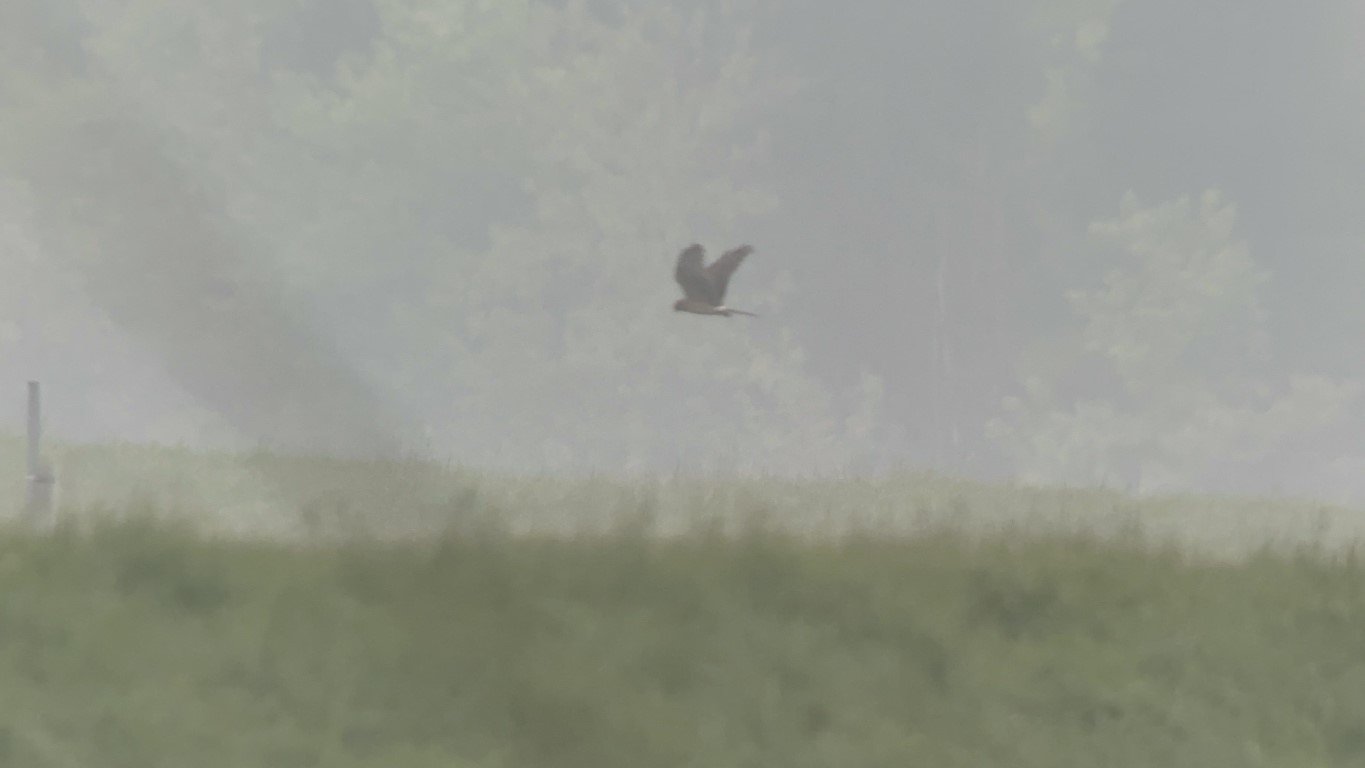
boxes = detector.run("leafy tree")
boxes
[989,190,1358,491]
[337,0,894,472]
[1,0,895,473]
[1023,0,1124,148]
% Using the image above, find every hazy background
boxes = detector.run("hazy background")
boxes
[1,0,1362,502]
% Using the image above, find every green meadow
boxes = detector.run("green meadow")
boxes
[1,436,1363,767]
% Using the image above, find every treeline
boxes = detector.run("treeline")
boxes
[0,0,1360,495]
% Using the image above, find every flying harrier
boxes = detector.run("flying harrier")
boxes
[672,243,758,317]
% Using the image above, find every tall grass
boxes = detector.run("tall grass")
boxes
[0,437,1361,766]
[0,433,1358,556]
[0,509,1362,767]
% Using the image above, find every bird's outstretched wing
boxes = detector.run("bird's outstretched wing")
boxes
[674,244,715,304]
[705,245,754,304]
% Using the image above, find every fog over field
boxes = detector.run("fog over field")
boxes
[5,7,1365,764]
[2,0,1363,504]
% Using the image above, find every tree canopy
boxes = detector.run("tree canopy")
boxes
[1,0,1360,497]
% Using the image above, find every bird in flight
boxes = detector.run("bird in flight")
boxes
[672,243,758,317]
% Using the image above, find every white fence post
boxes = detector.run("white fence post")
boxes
[24,380,55,528]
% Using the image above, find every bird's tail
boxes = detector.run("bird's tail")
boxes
[724,307,759,318]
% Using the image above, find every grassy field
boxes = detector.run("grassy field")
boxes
[0,437,1363,766]
[1,434,1360,555]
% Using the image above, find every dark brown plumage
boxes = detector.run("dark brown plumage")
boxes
[672,244,758,317]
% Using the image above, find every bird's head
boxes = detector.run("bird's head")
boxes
[672,299,687,312]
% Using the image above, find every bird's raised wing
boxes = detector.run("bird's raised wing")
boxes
[674,244,715,304]
[705,245,754,303]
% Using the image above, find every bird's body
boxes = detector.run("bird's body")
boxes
[672,298,758,317]
[672,244,758,318]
